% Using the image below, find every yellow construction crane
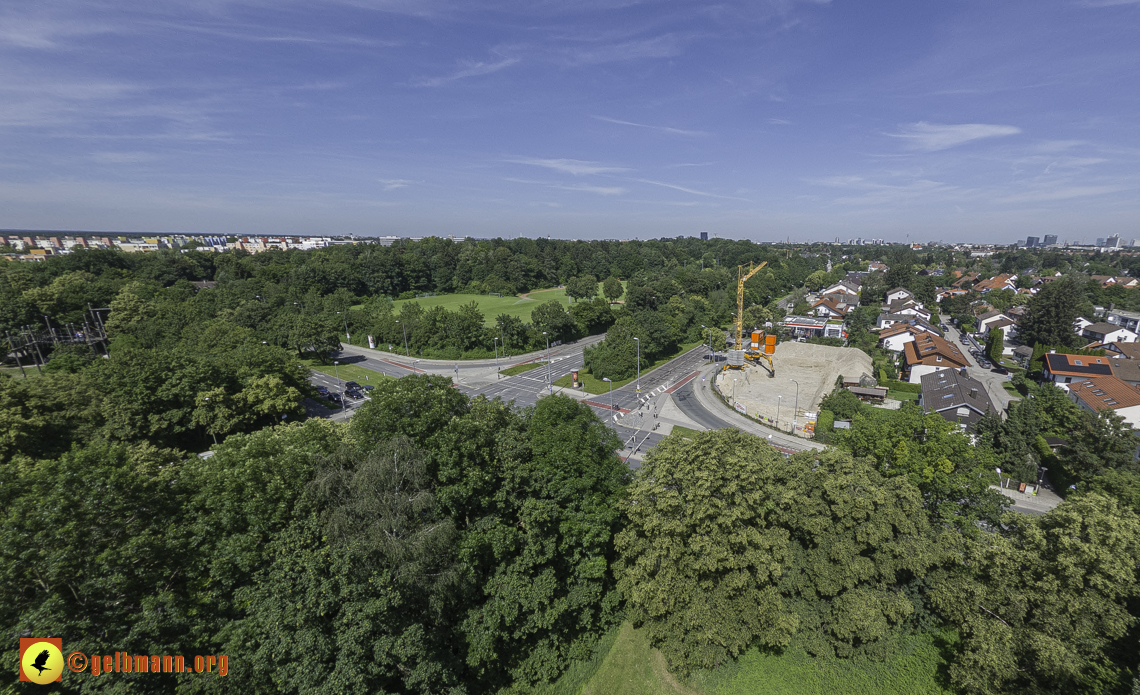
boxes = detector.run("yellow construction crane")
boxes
[728,261,775,376]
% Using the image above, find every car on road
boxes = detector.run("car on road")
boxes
[327,393,342,404]
[345,388,364,400]
[344,381,362,391]
[316,385,329,397]
[976,359,992,369]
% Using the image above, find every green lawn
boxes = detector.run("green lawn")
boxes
[670,425,705,440]
[887,390,920,401]
[553,341,703,395]
[500,361,546,377]
[543,621,956,695]
[1002,381,1020,394]
[302,358,394,387]
[363,282,626,328]
[387,293,544,327]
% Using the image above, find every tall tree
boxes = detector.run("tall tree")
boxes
[932,494,1140,695]
[603,275,623,303]
[1018,276,1084,349]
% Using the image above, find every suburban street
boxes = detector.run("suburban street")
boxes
[939,314,1019,412]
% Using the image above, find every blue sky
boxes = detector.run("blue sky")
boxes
[1,0,1138,242]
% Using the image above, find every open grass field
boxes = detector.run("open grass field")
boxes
[357,281,626,329]
[386,293,544,327]
[553,341,702,394]
[540,621,956,695]
[302,358,393,387]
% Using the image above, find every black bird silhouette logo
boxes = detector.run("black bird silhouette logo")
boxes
[32,649,52,676]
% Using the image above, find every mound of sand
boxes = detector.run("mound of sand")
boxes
[715,341,873,432]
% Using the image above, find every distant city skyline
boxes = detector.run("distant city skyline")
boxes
[1,0,1138,241]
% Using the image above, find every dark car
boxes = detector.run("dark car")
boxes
[362,384,375,392]
[992,366,1010,375]
[345,388,364,400]
[316,386,329,397]
[327,392,342,404]
[345,381,362,390]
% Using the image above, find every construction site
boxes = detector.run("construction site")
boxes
[715,341,872,433]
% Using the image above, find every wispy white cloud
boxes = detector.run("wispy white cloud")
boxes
[592,115,707,136]
[1082,0,1140,6]
[559,34,686,65]
[91,151,156,164]
[811,175,962,206]
[416,57,519,87]
[506,157,629,175]
[997,185,1130,203]
[636,178,751,201]
[887,122,1021,151]
[768,118,792,125]
[379,179,414,190]
[550,183,626,195]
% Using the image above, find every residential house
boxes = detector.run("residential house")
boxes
[919,368,997,431]
[1074,317,1094,333]
[782,315,845,339]
[886,287,914,304]
[1082,322,1139,344]
[868,261,888,272]
[936,288,969,303]
[1114,277,1139,289]
[1091,275,1117,288]
[821,280,861,297]
[952,272,980,289]
[973,273,1018,293]
[812,295,857,319]
[878,322,942,352]
[977,310,1019,339]
[1042,352,1114,385]
[882,298,933,323]
[1067,377,1140,428]
[1106,307,1140,332]
[903,333,970,383]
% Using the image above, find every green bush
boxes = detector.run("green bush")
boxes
[817,410,835,433]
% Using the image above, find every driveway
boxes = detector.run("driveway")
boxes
[940,315,1018,413]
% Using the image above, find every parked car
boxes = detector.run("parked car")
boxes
[316,386,329,397]
[977,359,992,369]
[327,393,342,404]
[345,388,364,400]
[345,381,362,390]
[362,384,374,392]
[992,366,1010,375]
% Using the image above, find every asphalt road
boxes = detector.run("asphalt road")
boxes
[939,314,1018,412]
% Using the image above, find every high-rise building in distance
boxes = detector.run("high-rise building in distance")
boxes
[1043,234,1058,246]
[699,231,708,241]
[1026,236,1040,248]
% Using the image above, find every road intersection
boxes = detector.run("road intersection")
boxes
[307,337,826,464]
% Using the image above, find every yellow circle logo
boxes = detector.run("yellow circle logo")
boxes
[21,641,64,684]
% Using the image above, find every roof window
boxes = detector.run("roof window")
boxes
[1074,360,1083,366]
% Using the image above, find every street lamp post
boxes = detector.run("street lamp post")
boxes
[789,378,800,433]
[777,395,782,430]
[494,337,500,378]
[543,331,551,394]
[203,396,217,445]
[1037,466,1047,494]
[333,360,342,401]
[604,377,613,413]
[733,378,738,403]
[413,359,420,374]
[702,324,709,363]
[336,312,350,341]
[634,337,640,393]
[396,320,409,356]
